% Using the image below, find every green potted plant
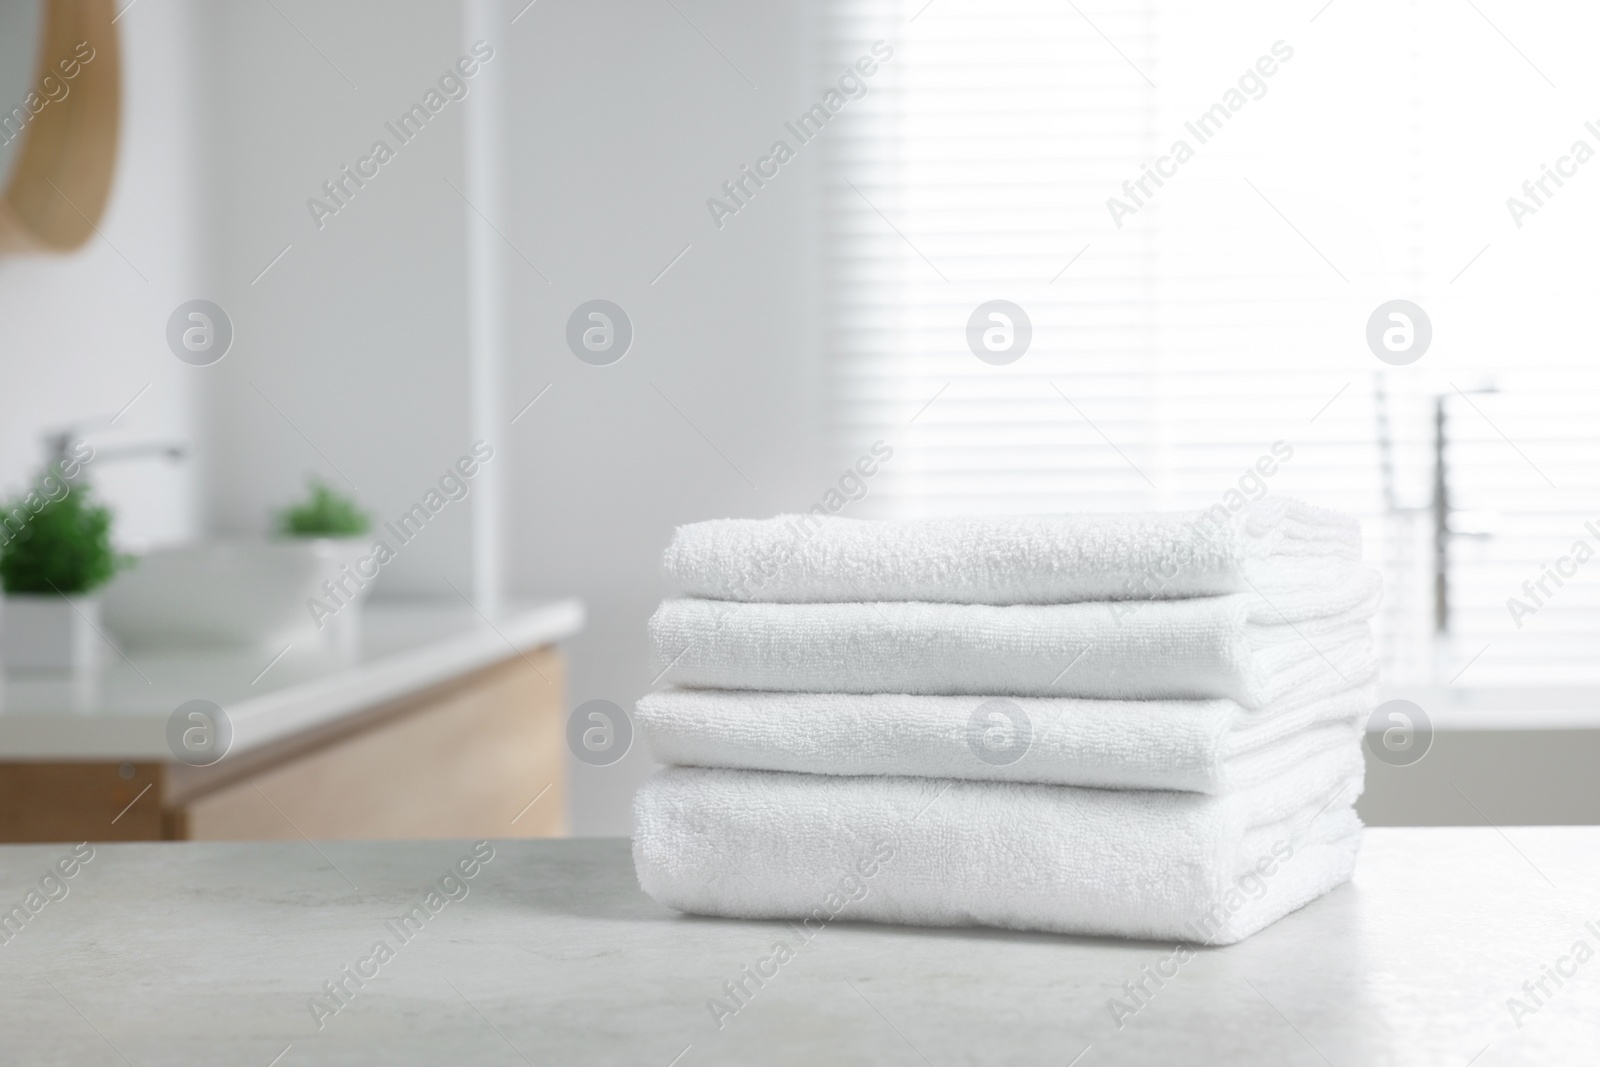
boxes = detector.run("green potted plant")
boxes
[0,474,125,672]
[275,479,375,645]
[276,479,371,540]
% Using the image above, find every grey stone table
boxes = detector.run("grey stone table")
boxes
[0,829,1595,1065]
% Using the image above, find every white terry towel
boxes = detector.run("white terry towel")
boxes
[636,682,1377,794]
[649,569,1380,707]
[663,496,1359,605]
[633,746,1364,945]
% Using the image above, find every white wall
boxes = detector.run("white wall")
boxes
[196,1,476,589]
[499,2,826,833]
[199,1,829,833]
[0,1,204,552]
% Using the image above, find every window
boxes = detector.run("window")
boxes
[823,0,1600,688]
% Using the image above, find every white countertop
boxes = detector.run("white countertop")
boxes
[0,599,584,761]
[0,828,1592,1064]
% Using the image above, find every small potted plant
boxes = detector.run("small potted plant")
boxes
[0,475,125,672]
[276,479,375,643]
[277,478,371,542]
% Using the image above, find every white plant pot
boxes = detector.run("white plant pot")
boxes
[308,536,375,654]
[2,594,104,673]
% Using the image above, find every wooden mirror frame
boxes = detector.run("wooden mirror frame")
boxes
[0,0,120,254]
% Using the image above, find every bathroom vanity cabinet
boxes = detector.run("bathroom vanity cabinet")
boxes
[0,601,582,841]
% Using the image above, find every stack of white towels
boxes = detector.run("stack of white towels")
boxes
[634,498,1380,944]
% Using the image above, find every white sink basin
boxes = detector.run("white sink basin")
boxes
[102,539,372,651]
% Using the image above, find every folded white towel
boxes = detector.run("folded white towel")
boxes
[636,682,1376,794]
[649,569,1379,706]
[633,746,1364,944]
[663,496,1359,605]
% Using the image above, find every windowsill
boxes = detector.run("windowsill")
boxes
[1380,685,1600,730]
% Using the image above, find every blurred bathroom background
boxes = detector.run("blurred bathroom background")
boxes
[3,0,1597,834]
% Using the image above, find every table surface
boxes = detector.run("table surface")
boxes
[0,827,1593,1065]
[0,599,584,760]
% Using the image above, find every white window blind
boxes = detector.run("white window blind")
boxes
[821,0,1600,688]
